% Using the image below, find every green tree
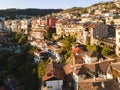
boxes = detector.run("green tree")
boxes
[101,46,111,56]
[62,35,76,60]
[81,8,88,14]
[110,20,114,25]
[38,60,50,79]
[86,45,97,52]
[45,27,56,40]
[63,35,76,51]
[18,34,27,44]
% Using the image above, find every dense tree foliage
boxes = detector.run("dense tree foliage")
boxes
[86,45,97,52]
[45,27,56,40]
[0,32,38,89]
[110,20,114,25]
[18,34,27,45]
[0,8,62,19]
[101,46,111,56]
[38,59,50,79]
[62,35,76,60]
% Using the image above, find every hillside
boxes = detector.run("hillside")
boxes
[61,1,118,14]
[0,8,63,19]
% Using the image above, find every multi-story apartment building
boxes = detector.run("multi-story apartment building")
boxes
[20,19,31,34]
[56,19,85,36]
[4,20,11,32]
[93,23,109,39]
[55,19,64,35]
[28,30,45,40]
[48,18,57,27]
[11,19,20,32]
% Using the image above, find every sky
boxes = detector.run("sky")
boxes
[0,0,112,9]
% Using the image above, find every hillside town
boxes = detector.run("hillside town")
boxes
[0,0,120,90]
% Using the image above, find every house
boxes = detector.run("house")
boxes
[110,62,120,83]
[81,17,93,23]
[39,18,48,26]
[94,10,102,15]
[106,16,120,25]
[72,44,85,64]
[76,30,89,45]
[42,62,64,90]
[37,40,47,49]
[83,51,98,64]
[34,49,49,63]
[28,30,45,41]
[78,78,119,90]
[72,58,116,90]
[47,44,63,62]
[31,18,39,29]
[48,18,57,27]
[42,61,74,90]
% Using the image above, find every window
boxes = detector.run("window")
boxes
[47,86,53,88]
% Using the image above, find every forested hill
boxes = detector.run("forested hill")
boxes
[0,8,63,19]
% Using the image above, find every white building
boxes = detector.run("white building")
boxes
[46,80,63,90]
[4,20,11,32]
[20,19,31,34]
[11,20,20,32]
[83,52,98,64]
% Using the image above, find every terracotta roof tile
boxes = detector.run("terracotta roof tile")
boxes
[74,60,112,75]
[63,64,73,75]
[74,55,84,64]
[42,62,64,82]
[72,47,84,54]
[78,78,119,90]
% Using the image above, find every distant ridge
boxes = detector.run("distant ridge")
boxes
[61,1,119,13]
[0,8,63,19]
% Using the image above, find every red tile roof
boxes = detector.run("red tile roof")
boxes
[42,62,64,82]
[78,78,119,90]
[73,60,112,75]
[63,64,73,75]
[72,47,84,54]
[74,55,84,64]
